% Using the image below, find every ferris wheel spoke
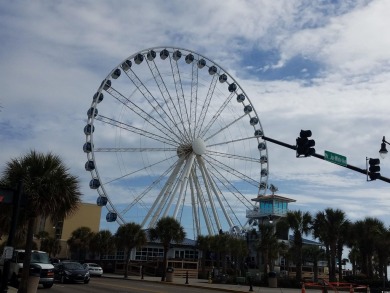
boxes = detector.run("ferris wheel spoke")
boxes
[204,154,260,188]
[169,55,192,142]
[208,170,246,228]
[121,162,177,215]
[207,136,257,148]
[103,154,176,186]
[195,73,219,139]
[188,60,198,140]
[206,162,254,208]
[146,51,192,143]
[206,150,260,163]
[105,86,182,143]
[204,113,247,142]
[96,115,177,146]
[121,66,184,139]
[94,147,176,153]
[199,91,236,139]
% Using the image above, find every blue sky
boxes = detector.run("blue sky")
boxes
[1,0,390,239]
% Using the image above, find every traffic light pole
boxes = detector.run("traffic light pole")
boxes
[262,135,390,184]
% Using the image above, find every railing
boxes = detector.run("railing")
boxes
[114,259,199,279]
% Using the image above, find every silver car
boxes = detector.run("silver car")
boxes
[83,263,103,277]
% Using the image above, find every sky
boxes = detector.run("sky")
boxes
[1,0,390,240]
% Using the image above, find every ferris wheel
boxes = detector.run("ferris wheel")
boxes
[83,47,269,238]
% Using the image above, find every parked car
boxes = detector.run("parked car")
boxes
[83,263,103,277]
[53,261,90,284]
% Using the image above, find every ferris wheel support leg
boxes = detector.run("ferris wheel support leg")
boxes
[146,158,185,227]
[173,153,196,218]
[191,169,214,235]
[198,156,234,229]
[196,156,222,230]
[189,173,201,236]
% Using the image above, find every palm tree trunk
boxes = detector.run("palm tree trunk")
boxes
[124,250,131,278]
[161,247,168,281]
[18,217,36,293]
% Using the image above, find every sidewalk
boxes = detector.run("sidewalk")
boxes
[102,273,319,293]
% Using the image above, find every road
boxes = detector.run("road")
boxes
[46,278,237,293]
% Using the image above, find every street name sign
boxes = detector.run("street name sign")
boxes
[324,150,347,167]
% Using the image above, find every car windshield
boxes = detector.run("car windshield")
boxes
[88,263,99,267]
[64,262,84,270]
[18,252,50,264]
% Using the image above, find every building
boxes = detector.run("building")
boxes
[35,202,101,258]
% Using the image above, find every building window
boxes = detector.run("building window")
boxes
[135,247,163,260]
[174,249,198,260]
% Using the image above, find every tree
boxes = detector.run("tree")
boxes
[148,217,186,281]
[89,230,115,260]
[40,236,61,258]
[1,150,81,293]
[257,222,279,278]
[67,227,94,260]
[115,223,147,279]
[313,209,349,282]
[283,210,312,282]
[353,217,385,278]
[196,235,213,277]
[302,245,325,282]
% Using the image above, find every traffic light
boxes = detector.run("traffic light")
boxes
[296,130,315,157]
[368,158,380,180]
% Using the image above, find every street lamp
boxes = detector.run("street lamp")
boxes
[379,136,390,159]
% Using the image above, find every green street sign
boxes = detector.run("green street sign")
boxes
[324,150,347,167]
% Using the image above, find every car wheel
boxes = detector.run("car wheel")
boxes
[43,283,53,288]
[84,279,90,284]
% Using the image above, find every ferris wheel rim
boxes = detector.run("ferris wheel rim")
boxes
[84,46,269,236]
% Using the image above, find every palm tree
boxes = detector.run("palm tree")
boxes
[40,236,61,258]
[313,209,349,281]
[302,245,325,282]
[196,235,213,277]
[1,150,81,293]
[115,222,147,279]
[148,217,186,281]
[353,217,385,278]
[284,210,312,282]
[257,222,279,278]
[89,230,115,260]
[67,226,94,261]
[373,227,390,284]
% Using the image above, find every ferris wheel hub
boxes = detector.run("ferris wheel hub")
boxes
[192,138,206,155]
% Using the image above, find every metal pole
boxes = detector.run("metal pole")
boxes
[0,181,23,293]
[262,135,390,184]
[185,271,189,284]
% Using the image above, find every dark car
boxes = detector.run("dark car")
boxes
[54,261,90,284]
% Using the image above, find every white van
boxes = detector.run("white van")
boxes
[0,249,54,288]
